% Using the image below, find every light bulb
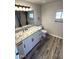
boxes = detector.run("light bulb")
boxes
[29,8,32,11]
[25,8,29,11]
[15,6,19,11]
[23,7,26,11]
[19,7,22,11]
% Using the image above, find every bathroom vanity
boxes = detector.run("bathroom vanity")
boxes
[15,25,42,59]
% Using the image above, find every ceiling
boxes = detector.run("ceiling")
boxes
[16,0,59,4]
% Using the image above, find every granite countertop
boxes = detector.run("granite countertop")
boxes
[15,25,32,33]
[15,26,42,44]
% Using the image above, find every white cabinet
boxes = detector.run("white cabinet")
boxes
[16,30,42,58]
[24,30,42,55]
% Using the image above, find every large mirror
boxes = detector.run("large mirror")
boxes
[15,11,34,28]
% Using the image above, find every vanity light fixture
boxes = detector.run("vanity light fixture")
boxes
[15,4,30,11]
[15,4,30,8]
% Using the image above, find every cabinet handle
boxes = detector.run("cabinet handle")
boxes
[24,44,26,48]
[16,52,19,55]
[32,38,34,42]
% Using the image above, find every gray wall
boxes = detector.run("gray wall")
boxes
[41,0,63,38]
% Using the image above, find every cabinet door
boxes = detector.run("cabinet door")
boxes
[23,40,28,55]
[24,37,33,55]
[15,47,20,59]
[16,41,26,58]
[31,31,41,47]
[31,35,36,48]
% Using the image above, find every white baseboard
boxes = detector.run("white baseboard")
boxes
[49,33,63,39]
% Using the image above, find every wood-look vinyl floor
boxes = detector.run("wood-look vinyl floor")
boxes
[25,35,63,59]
